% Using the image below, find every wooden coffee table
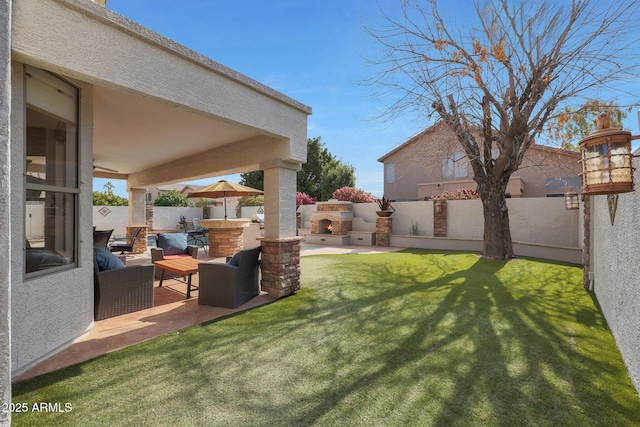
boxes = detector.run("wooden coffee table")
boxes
[154,258,203,299]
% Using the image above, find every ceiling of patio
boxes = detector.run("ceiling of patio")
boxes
[92,85,262,179]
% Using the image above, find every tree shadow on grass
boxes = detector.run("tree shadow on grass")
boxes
[11,250,640,426]
[263,250,640,426]
[136,249,640,426]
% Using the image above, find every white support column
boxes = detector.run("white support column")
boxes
[0,0,11,424]
[262,161,300,239]
[127,187,146,226]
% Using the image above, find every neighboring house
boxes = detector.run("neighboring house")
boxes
[146,184,205,204]
[378,122,581,200]
[0,0,311,408]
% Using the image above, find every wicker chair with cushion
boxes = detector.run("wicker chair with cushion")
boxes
[150,232,199,280]
[93,247,155,320]
[198,246,261,309]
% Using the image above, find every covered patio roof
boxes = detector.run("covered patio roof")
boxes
[13,0,311,190]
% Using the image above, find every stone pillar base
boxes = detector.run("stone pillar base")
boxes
[434,199,447,237]
[127,225,148,254]
[208,228,244,258]
[376,217,392,247]
[260,237,302,298]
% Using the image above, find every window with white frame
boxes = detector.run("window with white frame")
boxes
[24,66,78,275]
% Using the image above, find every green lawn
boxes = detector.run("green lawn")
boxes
[12,250,640,426]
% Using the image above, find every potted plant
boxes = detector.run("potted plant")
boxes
[376,196,395,217]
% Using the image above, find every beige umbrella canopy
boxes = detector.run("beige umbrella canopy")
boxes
[187,180,263,219]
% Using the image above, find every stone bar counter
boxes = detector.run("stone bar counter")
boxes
[200,219,251,258]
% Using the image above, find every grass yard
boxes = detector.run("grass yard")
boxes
[12,249,640,426]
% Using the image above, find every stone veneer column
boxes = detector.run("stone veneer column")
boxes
[260,237,301,298]
[127,225,149,254]
[0,1,11,424]
[261,162,301,298]
[434,199,447,237]
[376,217,392,247]
[145,203,153,230]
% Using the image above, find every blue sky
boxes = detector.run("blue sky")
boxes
[97,0,429,198]
[97,0,640,198]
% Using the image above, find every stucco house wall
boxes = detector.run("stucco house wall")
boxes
[10,64,96,377]
[0,0,12,422]
[591,157,640,394]
[379,122,581,201]
[4,0,310,391]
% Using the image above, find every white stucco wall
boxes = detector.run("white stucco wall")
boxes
[390,201,435,237]
[445,198,581,248]
[10,65,96,376]
[300,198,580,255]
[93,206,129,237]
[591,158,640,394]
[0,0,12,422]
[152,207,204,232]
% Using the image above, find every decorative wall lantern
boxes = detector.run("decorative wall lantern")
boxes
[564,187,579,210]
[579,113,636,195]
[579,113,640,225]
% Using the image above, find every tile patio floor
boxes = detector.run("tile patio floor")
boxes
[14,242,401,383]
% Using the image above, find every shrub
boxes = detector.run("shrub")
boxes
[331,186,376,203]
[237,195,264,207]
[377,195,395,211]
[433,188,480,200]
[154,190,193,207]
[296,192,317,208]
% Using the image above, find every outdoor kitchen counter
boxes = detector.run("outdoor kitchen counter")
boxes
[200,219,251,258]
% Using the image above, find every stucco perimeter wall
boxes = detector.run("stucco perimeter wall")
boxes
[591,158,640,394]
[93,205,249,237]
[299,198,581,263]
[445,198,582,248]
[151,207,204,232]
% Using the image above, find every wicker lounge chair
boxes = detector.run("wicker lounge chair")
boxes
[94,259,155,321]
[198,246,261,309]
[93,229,113,249]
[109,226,143,255]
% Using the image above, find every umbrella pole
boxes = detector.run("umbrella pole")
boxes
[224,194,227,220]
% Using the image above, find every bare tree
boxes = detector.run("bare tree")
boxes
[366,0,640,259]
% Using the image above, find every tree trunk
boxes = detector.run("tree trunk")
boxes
[478,178,514,260]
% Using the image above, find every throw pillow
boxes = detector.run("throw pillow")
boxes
[26,249,72,273]
[227,250,242,266]
[93,247,125,271]
[157,233,188,256]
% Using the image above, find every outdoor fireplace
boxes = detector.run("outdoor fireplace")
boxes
[310,201,353,236]
[318,219,333,234]
[307,201,353,245]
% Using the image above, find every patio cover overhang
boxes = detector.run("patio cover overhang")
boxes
[1,0,311,393]
[13,0,311,190]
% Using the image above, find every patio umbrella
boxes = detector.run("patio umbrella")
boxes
[186,180,263,219]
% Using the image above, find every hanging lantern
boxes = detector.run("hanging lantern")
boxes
[579,113,635,195]
[564,187,579,210]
